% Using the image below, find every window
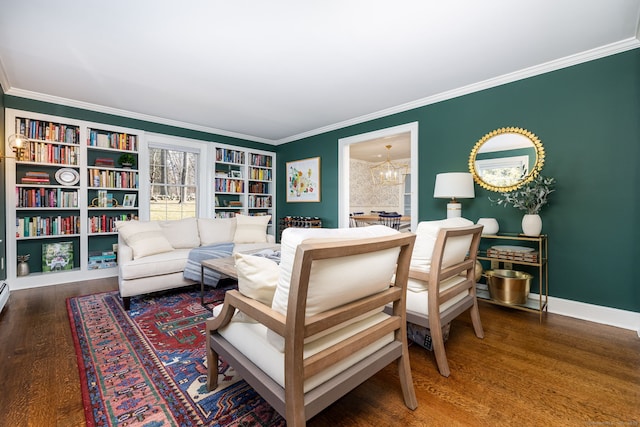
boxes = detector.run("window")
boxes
[476,155,529,188]
[148,147,198,221]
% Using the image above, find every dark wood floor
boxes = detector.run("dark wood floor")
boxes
[1,278,638,426]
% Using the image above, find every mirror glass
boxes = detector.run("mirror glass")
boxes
[468,127,545,192]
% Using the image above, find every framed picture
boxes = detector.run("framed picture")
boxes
[123,193,137,207]
[42,241,74,272]
[230,170,242,178]
[286,157,320,202]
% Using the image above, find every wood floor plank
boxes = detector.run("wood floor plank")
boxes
[0,279,638,426]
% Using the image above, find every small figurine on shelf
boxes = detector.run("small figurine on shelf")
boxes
[118,153,136,168]
[17,254,30,276]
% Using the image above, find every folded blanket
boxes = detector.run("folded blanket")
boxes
[183,243,234,286]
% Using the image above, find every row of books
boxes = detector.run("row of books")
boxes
[16,187,78,208]
[248,167,272,181]
[87,130,138,151]
[88,214,133,233]
[19,141,79,165]
[249,154,273,168]
[215,178,244,193]
[16,118,80,144]
[248,195,272,208]
[88,169,139,189]
[216,148,245,164]
[16,215,80,238]
[248,182,269,194]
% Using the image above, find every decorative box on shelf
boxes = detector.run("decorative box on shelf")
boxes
[486,247,539,263]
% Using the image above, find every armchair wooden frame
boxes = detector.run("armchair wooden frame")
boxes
[403,224,484,377]
[206,233,417,426]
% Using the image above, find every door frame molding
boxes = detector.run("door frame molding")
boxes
[338,122,418,230]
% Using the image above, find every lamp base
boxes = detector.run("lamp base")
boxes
[446,202,462,218]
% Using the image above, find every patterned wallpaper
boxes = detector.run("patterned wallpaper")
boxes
[349,158,407,214]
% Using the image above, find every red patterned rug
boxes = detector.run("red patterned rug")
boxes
[67,284,285,426]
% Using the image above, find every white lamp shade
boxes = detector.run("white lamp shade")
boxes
[433,172,475,199]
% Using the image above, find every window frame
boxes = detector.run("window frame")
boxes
[140,134,212,220]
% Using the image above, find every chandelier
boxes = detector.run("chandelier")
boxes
[370,145,408,186]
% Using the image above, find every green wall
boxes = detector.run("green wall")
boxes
[276,48,640,313]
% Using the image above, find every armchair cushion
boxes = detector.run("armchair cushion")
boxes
[406,275,468,314]
[409,217,474,277]
[234,214,272,243]
[234,252,279,306]
[267,225,400,351]
[217,310,393,393]
[115,220,174,260]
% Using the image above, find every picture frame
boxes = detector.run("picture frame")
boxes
[286,157,321,202]
[123,193,137,207]
[230,170,242,178]
[42,241,74,273]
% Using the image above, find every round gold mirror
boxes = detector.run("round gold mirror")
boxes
[468,127,545,192]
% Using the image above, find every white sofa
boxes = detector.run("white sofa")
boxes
[116,215,277,309]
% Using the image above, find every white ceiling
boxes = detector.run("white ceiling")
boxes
[1,1,639,145]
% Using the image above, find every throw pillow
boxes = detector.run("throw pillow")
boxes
[197,217,237,246]
[410,217,474,273]
[233,214,271,243]
[159,217,200,249]
[115,220,174,260]
[234,252,279,306]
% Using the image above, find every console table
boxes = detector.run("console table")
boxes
[476,233,548,321]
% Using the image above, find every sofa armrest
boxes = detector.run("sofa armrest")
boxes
[117,234,134,264]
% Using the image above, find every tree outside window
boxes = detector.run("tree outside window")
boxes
[149,147,198,220]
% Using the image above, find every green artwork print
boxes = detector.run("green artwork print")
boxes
[42,241,74,272]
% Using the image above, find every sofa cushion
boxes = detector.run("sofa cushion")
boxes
[119,249,191,280]
[233,214,271,243]
[198,217,237,246]
[116,220,174,260]
[409,217,474,276]
[234,252,279,306]
[159,217,200,249]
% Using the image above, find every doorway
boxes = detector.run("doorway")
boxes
[338,122,418,230]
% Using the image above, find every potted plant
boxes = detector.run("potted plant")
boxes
[118,153,136,168]
[490,175,556,236]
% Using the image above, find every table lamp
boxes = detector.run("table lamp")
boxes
[433,172,475,218]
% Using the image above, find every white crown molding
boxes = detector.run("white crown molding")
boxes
[277,37,640,145]
[3,87,275,145]
[529,293,640,335]
[0,55,10,94]
[2,38,639,145]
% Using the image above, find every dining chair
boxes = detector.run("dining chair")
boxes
[378,213,402,230]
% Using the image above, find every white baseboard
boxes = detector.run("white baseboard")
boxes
[532,293,640,336]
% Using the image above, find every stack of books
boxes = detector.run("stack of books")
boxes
[94,157,115,167]
[21,171,50,185]
[88,251,117,270]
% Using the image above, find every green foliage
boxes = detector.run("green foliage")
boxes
[490,175,556,215]
[118,153,136,167]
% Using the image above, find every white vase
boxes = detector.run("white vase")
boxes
[522,214,542,236]
[477,218,499,235]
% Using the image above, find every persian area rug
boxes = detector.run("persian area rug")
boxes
[67,285,284,427]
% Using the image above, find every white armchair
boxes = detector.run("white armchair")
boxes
[390,217,484,377]
[206,225,417,426]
